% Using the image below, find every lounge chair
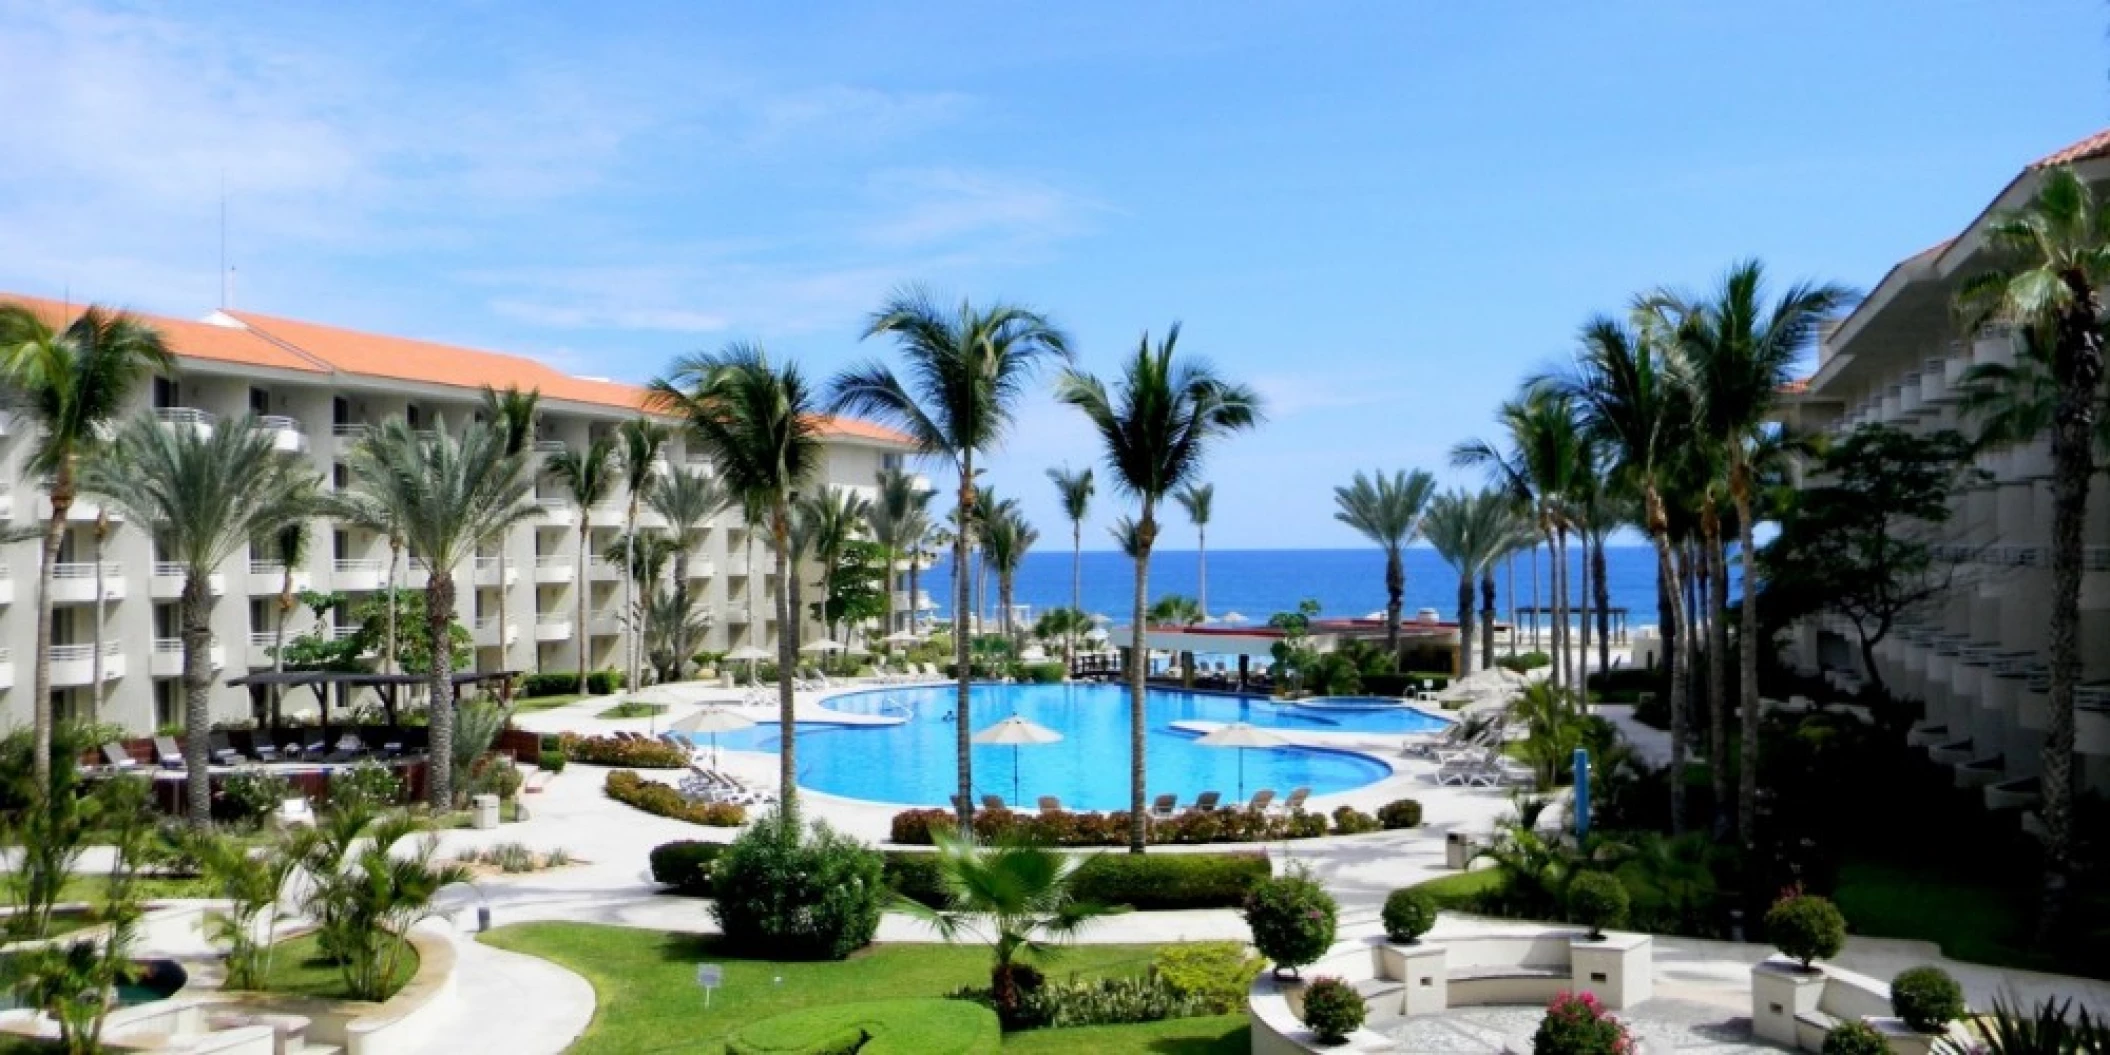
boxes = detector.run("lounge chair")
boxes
[253,742,281,763]
[207,732,245,765]
[1038,796,1062,813]
[324,734,366,763]
[1276,787,1311,814]
[1188,791,1220,814]
[1150,793,1178,818]
[153,736,184,770]
[982,794,1006,812]
[100,743,139,771]
[1245,788,1276,813]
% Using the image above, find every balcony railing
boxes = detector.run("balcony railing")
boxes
[331,423,370,438]
[259,415,304,433]
[248,631,280,648]
[333,558,384,573]
[152,561,188,578]
[154,407,216,428]
[50,642,122,662]
[534,439,567,453]
[535,612,571,624]
[53,562,122,579]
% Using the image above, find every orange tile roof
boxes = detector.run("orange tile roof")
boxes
[1,294,328,375]
[2030,127,2110,170]
[1779,377,1811,396]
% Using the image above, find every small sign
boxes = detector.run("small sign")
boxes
[697,963,723,1008]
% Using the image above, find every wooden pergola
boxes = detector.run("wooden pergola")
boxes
[224,670,519,731]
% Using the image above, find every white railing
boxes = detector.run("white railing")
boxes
[50,642,122,661]
[333,558,384,573]
[331,423,369,438]
[536,496,575,509]
[475,556,502,570]
[0,648,12,662]
[153,407,215,428]
[258,415,304,433]
[248,631,279,648]
[535,612,571,624]
[534,555,571,568]
[52,562,121,579]
[534,439,567,453]
[152,561,187,578]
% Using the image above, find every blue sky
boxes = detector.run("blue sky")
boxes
[4,2,2107,549]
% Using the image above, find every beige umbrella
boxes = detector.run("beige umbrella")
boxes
[972,715,1063,803]
[673,706,757,768]
[1195,721,1287,800]
[725,644,773,685]
[799,638,843,653]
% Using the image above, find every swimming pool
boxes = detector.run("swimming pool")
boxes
[687,683,1448,810]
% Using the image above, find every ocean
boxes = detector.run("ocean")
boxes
[918,545,1665,630]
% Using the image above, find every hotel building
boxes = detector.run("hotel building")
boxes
[1778,128,2110,808]
[0,293,920,735]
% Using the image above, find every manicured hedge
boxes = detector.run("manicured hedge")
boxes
[519,670,628,698]
[561,733,688,768]
[649,839,724,894]
[884,850,1268,911]
[605,770,746,826]
[888,806,1336,847]
[725,998,999,1055]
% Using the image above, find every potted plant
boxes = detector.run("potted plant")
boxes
[1301,976,1365,1046]
[1765,893,1846,970]
[1890,966,1965,1034]
[1381,888,1438,945]
[1821,1020,1889,1055]
[1244,867,1338,979]
[1565,872,1629,941]
[1533,990,1632,1055]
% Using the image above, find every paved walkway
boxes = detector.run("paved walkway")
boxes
[1385,998,1778,1055]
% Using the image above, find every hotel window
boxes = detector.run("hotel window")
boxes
[250,387,270,415]
[882,453,904,471]
[155,682,181,730]
[333,397,351,427]
[154,376,180,409]
[406,404,422,428]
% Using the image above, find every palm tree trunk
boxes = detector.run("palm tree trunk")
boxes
[1529,541,1541,659]
[1733,469,1763,862]
[1654,520,1689,836]
[1383,547,1404,654]
[426,570,457,810]
[31,474,69,791]
[953,462,976,836]
[1506,551,1517,658]
[1562,527,1578,691]
[90,516,107,722]
[575,523,591,695]
[1455,574,1474,675]
[495,545,510,676]
[1128,505,1156,854]
[672,542,691,680]
[625,505,639,694]
[1480,569,1497,666]
[182,576,216,828]
[908,550,923,636]
[1593,538,1610,678]
[1196,526,1207,619]
[274,567,295,727]
[384,538,401,676]
[1001,573,1015,645]
[1548,524,1565,689]
[1071,523,1083,614]
[1703,507,1731,838]
[775,507,799,822]
[2038,287,2099,932]
[1576,536,1591,705]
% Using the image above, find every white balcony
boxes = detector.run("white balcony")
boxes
[535,498,578,529]
[587,502,624,528]
[247,630,283,668]
[49,642,122,687]
[587,556,623,581]
[150,562,224,600]
[686,561,715,580]
[534,613,573,642]
[534,555,575,584]
[247,560,311,596]
[473,556,519,587]
[724,557,751,577]
[727,608,752,625]
[151,638,225,677]
[0,564,11,606]
[402,558,430,588]
[534,439,568,454]
[37,497,119,523]
[259,415,308,454]
[153,407,215,437]
[331,422,371,441]
[0,648,12,690]
[332,558,386,591]
[588,608,623,635]
[472,617,520,648]
[0,480,11,519]
[50,562,123,604]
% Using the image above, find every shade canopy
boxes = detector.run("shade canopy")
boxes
[971,715,1064,746]
[1195,722,1288,748]
[672,707,756,734]
[799,638,844,653]
[725,646,774,661]
[881,630,922,645]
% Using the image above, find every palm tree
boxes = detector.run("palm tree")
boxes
[895,829,1115,1021]
[88,510,118,721]
[1955,166,2110,928]
[346,419,538,808]
[616,419,670,693]
[546,438,617,694]
[980,505,1038,643]
[831,289,1071,834]
[654,344,824,820]
[1331,469,1437,654]
[1057,325,1263,852]
[0,304,174,787]
[648,466,730,679]
[1174,482,1214,619]
[868,466,933,641]
[1554,310,1698,833]
[1665,260,1854,859]
[266,520,311,725]
[479,385,541,673]
[1455,388,1586,689]
[83,415,318,826]
[1422,489,1512,676]
[800,486,871,650]
[1046,466,1095,618]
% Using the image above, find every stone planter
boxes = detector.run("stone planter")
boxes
[1569,933,1652,1009]
[1374,941,1450,1016]
[1751,959,1827,1049]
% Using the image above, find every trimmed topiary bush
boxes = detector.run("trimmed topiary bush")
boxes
[885,850,1267,912]
[605,770,746,826]
[561,733,687,768]
[1821,1020,1889,1055]
[1151,942,1265,1014]
[537,750,566,773]
[1376,798,1423,829]
[725,997,999,1054]
[1890,966,1965,1033]
[1382,888,1438,944]
[648,840,723,895]
[1533,991,1631,1055]
[711,808,885,960]
[1766,893,1846,968]
[1300,976,1365,1045]
[1329,806,1381,835]
[1244,867,1337,979]
[1565,872,1630,940]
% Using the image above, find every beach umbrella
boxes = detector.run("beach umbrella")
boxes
[882,630,922,645]
[799,638,843,653]
[726,645,772,662]
[673,706,756,769]
[972,715,1064,803]
[1194,721,1287,800]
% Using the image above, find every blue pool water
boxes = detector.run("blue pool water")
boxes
[689,683,1448,810]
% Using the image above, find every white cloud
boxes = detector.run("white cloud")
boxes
[858,167,1102,249]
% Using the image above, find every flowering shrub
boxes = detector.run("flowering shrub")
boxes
[1244,868,1337,978]
[889,805,1339,846]
[605,770,746,826]
[1532,991,1633,1055]
[560,733,687,769]
[1300,976,1365,1044]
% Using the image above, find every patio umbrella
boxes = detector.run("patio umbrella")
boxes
[971,715,1063,803]
[725,644,773,685]
[881,630,922,645]
[799,638,843,653]
[672,706,755,769]
[1194,721,1287,800]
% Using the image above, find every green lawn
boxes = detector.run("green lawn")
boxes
[514,694,592,714]
[596,701,668,720]
[1831,860,2043,971]
[480,922,1252,1054]
[247,931,420,1001]
[1407,867,1506,908]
